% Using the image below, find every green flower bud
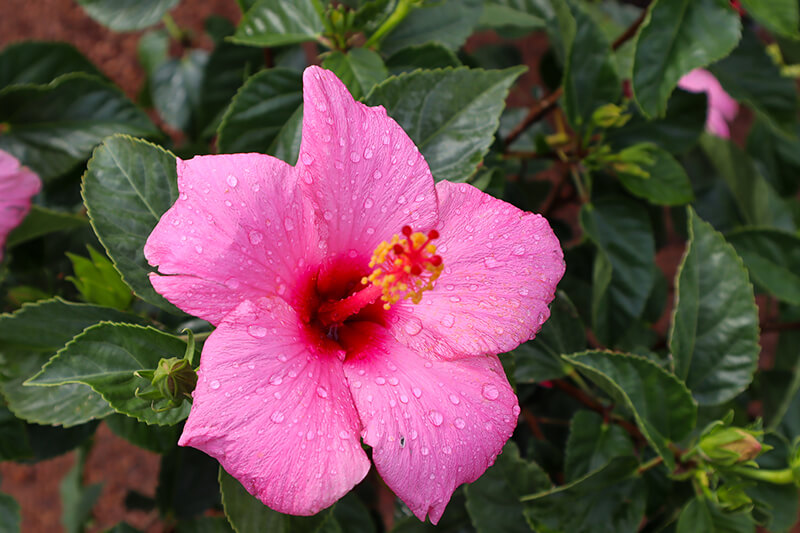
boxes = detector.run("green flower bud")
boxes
[152,357,197,403]
[698,427,763,466]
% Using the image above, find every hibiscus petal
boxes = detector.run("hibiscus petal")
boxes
[0,150,41,259]
[180,297,370,515]
[145,153,322,325]
[297,66,438,258]
[390,181,564,358]
[341,322,518,524]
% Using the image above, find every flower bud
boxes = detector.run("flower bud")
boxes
[698,427,762,466]
[152,357,198,403]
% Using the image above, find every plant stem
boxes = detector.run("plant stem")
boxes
[179,331,212,342]
[503,88,563,147]
[162,13,184,43]
[728,466,796,485]
[364,0,415,49]
[637,456,664,474]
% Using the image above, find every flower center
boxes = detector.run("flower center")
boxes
[316,226,442,327]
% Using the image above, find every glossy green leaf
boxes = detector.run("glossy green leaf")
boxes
[479,0,549,31]
[67,246,133,311]
[151,50,209,135]
[464,441,550,533]
[5,206,88,249]
[739,0,799,38]
[60,447,103,533]
[747,119,800,197]
[669,208,760,405]
[700,134,795,231]
[632,0,741,117]
[0,487,20,533]
[0,74,158,181]
[75,0,180,31]
[82,135,180,313]
[217,68,303,155]
[0,405,29,461]
[616,143,694,206]
[677,497,755,533]
[365,66,524,182]
[726,228,800,306]
[512,292,584,383]
[0,41,103,88]
[562,4,620,129]
[269,105,303,166]
[380,0,483,55]
[523,456,644,533]
[27,323,192,425]
[580,197,655,345]
[385,44,461,75]
[565,351,697,469]
[321,49,387,100]
[232,0,323,47]
[105,413,179,454]
[710,29,799,136]
[564,410,635,481]
[0,298,139,426]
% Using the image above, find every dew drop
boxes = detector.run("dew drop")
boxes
[248,230,263,245]
[399,394,409,404]
[372,170,382,180]
[428,410,443,426]
[442,445,452,454]
[301,152,314,165]
[364,198,374,209]
[248,325,267,338]
[284,218,295,231]
[364,147,373,159]
[454,417,466,429]
[375,377,386,385]
[412,387,422,398]
[482,383,500,400]
[420,446,430,456]
[449,393,460,405]
[225,278,240,289]
[271,412,285,423]
[339,430,350,439]
[323,210,333,221]
[350,152,361,163]
[449,296,461,303]
[388,377,399,386]
[441,314,455,328]
[226,174,238,187]
[209,380,220,390]
[513,245,526,256]
[195,245,203,254]
[269,374,283,385]
[316,386,328,398]
[306,430,315,441]
[484,257,501,269]
[404,318,423,336]
[277,353,288,362]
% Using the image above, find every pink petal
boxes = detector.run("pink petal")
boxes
[677,68,738,136]
[389,181,564,358]
[297,66,438,258]
[180,297,370,515]
[706,109,732,139]
[341,322,518,524]
[145,153,322,325]
[0,150,41,260]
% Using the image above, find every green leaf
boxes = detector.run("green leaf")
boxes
[25,422,99,460]
[27,323,192,425]
[676,498,713,533]
[479,0,549,32]
[6,206,88,249]
[365,66,524,183]
[60,447,103,533]
[158,446,221,518]
[464,441,550,533]
[177,517,234,533]
[700,134,795,231]
[632,0,741,117]
[151,50,209,135]
[75,0,180,31]
[564,410,635,481]
[137,30,169,77]
[0,298,139,426]
[709,29,799,136]
[606,89,707,154]
[67,246,133,311]
[105,413,179,454]
[0,42,103,88]
[385,44,461,75]
[616,143,694,206]
[512,291,584,383]
[380,0,483,55]
[321,48,388,101]
[565,351,697,469]
[580,197,655,345]
[268,105,304,166]
[739,0,799,38]
[232,0,324,47]
[82,135,180,314]
[677,497,755,533]
[726,228,800,306]
[0,404,30,460]
[669,208,760,405]
[523,456,644,533]
[0,74,158,181]
[747,119,800,197]
[0,487,20,533]
[562,3,620,129]
[217,68,303,155]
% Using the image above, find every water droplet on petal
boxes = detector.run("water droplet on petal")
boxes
[482,383,500,400]
[454,417,466,429]
[404,318,422,336]
[484,257,501,269]
[248,325,267,338]
[388,377,399,386]
[449,393,460,405]
[301,152,314,165]
[428,410,443,426]
[225,278,240,289]
[195,245,203,254]
[306,430,315,441]
[339,430,350,439]
[442,445,452,454]
[350,152,361,163]
[399,394,409,404]
[248,230,263,245]
[323,210,333,221]
[364,147,373,159]
[226,174,238,187]
[412,387,422,398]
[209,380,220,390]
[420,446,430,456]
[271,412,284,423]
[375,377,386,385]
[284,218,295,231]
[364,198,373,209]
[441,314,455,328]
[269,374,283,385]
[277,353,288,362]
[316,386,328,398]
[372,170,382,180]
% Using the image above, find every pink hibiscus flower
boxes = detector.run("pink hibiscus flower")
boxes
[677,68,739,139]
[145,66,564,523]
[0,150,41,261]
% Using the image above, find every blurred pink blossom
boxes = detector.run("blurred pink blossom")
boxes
[0,150,41,261]
[678,68,739,138]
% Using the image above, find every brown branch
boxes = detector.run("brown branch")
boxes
[611,8,647,51]
[503,87,564,147]
[522,407,546,440]
[762,321,800,332]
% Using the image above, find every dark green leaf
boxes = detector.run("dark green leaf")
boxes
[747,119,800,197]
[562,4,620,129]
[217,68,303,155]
[385,44,461,75]
[0,404,29,460]
[151,50,209,135]
[268,105,303,166]
[700,134,795,231]
[321,49,387,100]
[27,323,192,425]
[676,498,713,533]
[580,197,655,345]
[75,0,180,31]
[380,0,482,55]
[677,497,755,533]
[82,135,180,313]
[564,410,635,481]
[669,208,760,405]
[632,0,741,117]
[616,143,694,206]
[479,0,549,31]
[137,30,169,77]
[739,0,799,38]
[726,228,800,306]
[0,487,20,533]
[523,456,644,533]
[565,351,697,469]
[6,206,88,249]
[158,446,221,519]
[465,441,550,533]
[0,74,158,181]
[60,447,103,533]
[332,493,375,533]
[105,413,179,454]
[710,29,799,136]
[232,0,323,47]
[365,66,524,182]
[25,422,99,460]
[177,517,234,533]
[0,42,103,88]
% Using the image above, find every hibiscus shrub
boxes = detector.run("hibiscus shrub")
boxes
[2,0,800,532]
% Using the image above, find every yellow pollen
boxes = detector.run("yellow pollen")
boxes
[366,228,443,309]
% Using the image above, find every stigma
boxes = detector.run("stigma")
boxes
[364,226,443,309]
